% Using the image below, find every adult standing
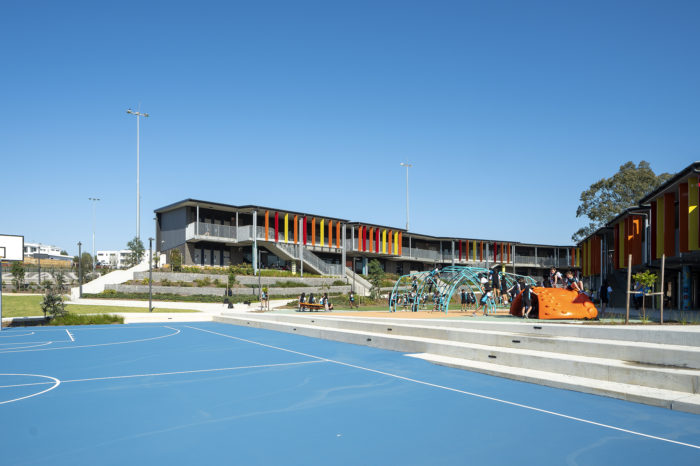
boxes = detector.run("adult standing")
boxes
[599,280,610,317]
[522,281,537,318]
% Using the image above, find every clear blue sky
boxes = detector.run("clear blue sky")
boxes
[1,1,698,256]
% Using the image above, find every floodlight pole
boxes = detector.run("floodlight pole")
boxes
[126,108,149,240]
[37,242,41,288]
[89,197,100,271]
[78,242,83,298]
[400,163,412,231]
[148,237,153,312]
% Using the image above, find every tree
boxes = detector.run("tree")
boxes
[52,270,67,293]
[40,286,66,319]
[632,270,657,321]
[60,250,68,256]
[573,161,672,242]
[170,249,182,272]
[367,259,385,299]
[78,253,93,274]
[11,262,25,291]
[126,237,145,267]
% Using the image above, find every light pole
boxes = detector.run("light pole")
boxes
[77,242,83,298]
[400,163,412,231]
[126,107,149,239]
[148,237,153,312]
[37,242,41,288]
[89,197,100,271]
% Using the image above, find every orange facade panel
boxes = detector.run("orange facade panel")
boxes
[264,211,269,241]
[293,215,298,243]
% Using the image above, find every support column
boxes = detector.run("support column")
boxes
[299,217,304,277]
[451,240,455,266]
[252,210,257,273]
[196,204,199,236]
[341,224,347,278]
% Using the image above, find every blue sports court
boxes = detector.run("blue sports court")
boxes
[1,322,699,465]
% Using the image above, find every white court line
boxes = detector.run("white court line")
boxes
[0,332,35,338]
[0,326,180,354]
[0,374,61,405]
[0,341,52,346]
[185,325,700,451]
[65,329,75,342]
[0,361,324,390]
[0,342,53,350]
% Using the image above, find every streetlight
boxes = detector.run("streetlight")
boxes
[89,197,100,271]
[400,162,412,231]
[77,241,83,298]
[126,107,149,239]
[36,242,41,288]
[148,237,153,312]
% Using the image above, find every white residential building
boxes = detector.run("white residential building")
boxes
[96,250,133,269]
[23,243,72,263]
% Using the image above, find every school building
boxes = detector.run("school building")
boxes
[578,161,700,310]
[155,199,579,280]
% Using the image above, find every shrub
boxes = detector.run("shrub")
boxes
[41,287,67,318]
[170,249,182,272]
[161,278,171,286]
[49,313,123,326]
[332,280,346,286]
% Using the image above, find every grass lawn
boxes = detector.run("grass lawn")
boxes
[1,295,201,318]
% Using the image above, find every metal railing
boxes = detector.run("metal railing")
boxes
[275,243,342,276]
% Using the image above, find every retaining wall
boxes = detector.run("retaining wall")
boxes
[105,284,351,297]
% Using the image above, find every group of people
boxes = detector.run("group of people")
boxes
[544,267,584,292]
[298,292,334,311]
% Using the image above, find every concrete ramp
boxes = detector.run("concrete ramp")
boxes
[510,287,598,320]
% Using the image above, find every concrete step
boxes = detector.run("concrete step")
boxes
[215,315,700,395]
[229,313,700,369]
[409,353,700,414]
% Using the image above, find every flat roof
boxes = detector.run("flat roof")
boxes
[155,199,350,222]
[155,199,576,248]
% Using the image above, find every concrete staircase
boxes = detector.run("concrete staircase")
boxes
[263,242,343,276]
[344,267,372,296]
[214,313,700,414]
[70,256,150,299]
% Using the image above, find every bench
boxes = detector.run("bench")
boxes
[298,302,326,312]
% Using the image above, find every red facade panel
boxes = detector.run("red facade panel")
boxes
[650,202,657,261]
[664,193,675,257]
[303,217,307,245]
[680,183,689,253]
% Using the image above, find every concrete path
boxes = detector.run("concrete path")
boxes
[64,297,293,323]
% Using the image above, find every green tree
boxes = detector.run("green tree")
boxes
[632,270,657,321]
[170,249,182,272]
[11,262,25,291]
[60,250,68,256]
[79,253,93,273]
[126,237,145,267]
[573,161,672,242]
[52,270,67,293]
[40,286,67,319]
[367,259,385,299]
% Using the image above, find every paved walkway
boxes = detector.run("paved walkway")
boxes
[65,297,293,323]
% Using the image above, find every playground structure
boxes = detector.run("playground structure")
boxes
[389,266,536,314]
[510,287,598,320]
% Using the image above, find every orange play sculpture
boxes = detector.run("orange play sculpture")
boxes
[509,287,598,320]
